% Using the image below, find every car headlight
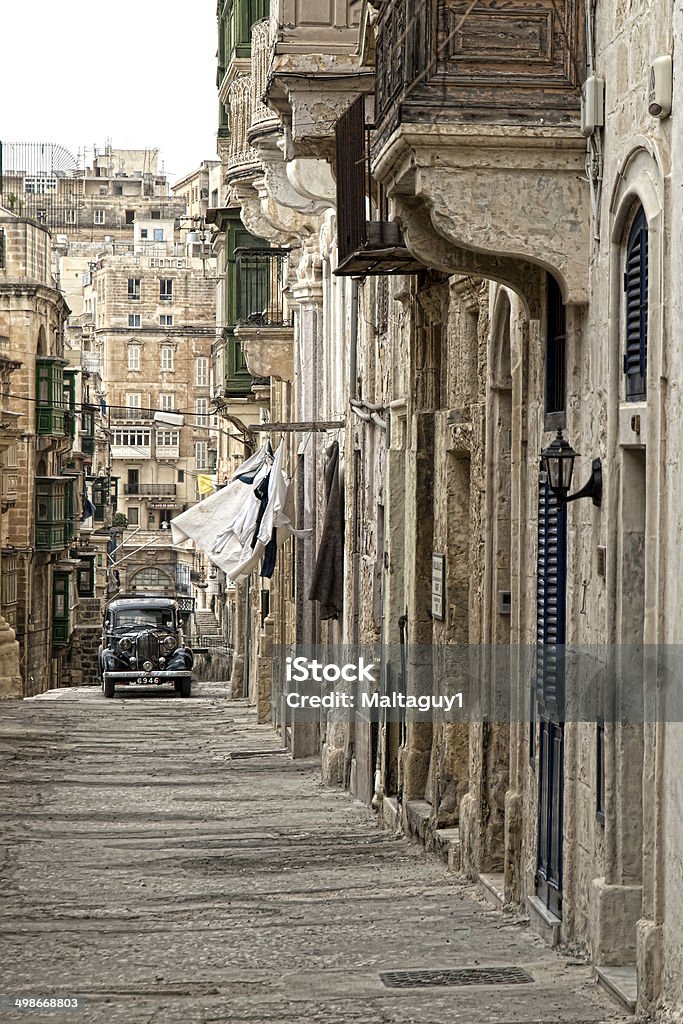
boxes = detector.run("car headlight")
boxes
[163,636,176,652]
[119,637,132,652]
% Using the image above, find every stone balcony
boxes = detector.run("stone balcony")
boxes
[264,0,372,161]
[235,324,293,383]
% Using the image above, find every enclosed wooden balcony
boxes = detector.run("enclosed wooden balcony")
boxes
[374,0,585,139]
[369,0,590,302]
[35,478,68,551]
[35,357,67,437]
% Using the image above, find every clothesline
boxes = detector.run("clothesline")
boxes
[248,420,345,433]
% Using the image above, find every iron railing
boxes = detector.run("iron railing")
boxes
[124,483,176,496]
[234,248,291,328]
[108,406,156,421]
[0,141,81,231]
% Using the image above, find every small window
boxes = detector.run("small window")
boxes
[624,206,648,402]
[66,209,76,224]
[195,357,209,387]
[177,469,185,483]
[127,347,141,371]
[127,506,139,526]
[160,393,174,410]
[160,314,173,327]
[77,560,95,597]
[125,209,135,225]
[94,210,105,225]
[151,209,161,220]
[160,278,173,302]
[195,398,208,427]
[128,277,141,300]
[195,441,208,470]
[140,228,148,240]
[157,429,179,449]
[153,228,164,242]
[161,346,174,372]
[128,314,141,329]
[126,392,141,409]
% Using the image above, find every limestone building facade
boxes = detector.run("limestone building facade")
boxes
[0,211,88,696]
[211,0,683,1019]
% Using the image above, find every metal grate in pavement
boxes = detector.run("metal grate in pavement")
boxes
[380,967,534,988]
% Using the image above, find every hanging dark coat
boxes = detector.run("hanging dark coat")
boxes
[308,441,344,620]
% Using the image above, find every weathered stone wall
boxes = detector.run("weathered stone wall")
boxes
[0,214,70,697]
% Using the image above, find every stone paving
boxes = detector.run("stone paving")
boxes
[0,683,630,1024]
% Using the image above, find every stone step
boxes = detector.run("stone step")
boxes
[595,966,637,1013]
[434,826,461,873]
[478,871,505,909]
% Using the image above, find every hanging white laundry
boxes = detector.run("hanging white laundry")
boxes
[169,442,273,579]
[230,441,305,581]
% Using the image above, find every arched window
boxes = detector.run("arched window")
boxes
[129,567,173,593]
[624,207,648,402]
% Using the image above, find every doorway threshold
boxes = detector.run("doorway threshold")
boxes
[527,894,561,947]
[595,966,637,1013]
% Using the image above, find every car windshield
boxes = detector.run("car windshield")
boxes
[113,608,175,628]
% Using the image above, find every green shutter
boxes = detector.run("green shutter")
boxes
[52,571,71,645]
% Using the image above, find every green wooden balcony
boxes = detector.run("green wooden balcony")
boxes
[36,357,67,437]
[35,478,67,551]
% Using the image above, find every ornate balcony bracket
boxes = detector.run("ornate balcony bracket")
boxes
[235,325,294,383]
[394,196,542,320]
[255,132,331,215]
[268,73,374,161]
[286,159,336,206]
[374,126,590,305]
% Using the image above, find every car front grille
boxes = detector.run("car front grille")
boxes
[135,630,159,665]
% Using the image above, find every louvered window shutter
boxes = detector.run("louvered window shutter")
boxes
[535,473,567,714]
[624,208,648,401]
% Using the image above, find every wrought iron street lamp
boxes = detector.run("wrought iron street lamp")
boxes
[541,430,602,507]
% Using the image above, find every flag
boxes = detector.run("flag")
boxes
[197,474,215,495]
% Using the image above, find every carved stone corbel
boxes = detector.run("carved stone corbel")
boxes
[394,195,542,320]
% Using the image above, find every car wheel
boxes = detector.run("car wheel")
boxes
[103,677,115,699]
[179,677,192,699]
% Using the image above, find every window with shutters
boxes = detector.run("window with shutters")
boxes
[195,357,209,387]
[623,207,648,402]
[535,472,567,714]
[544,274,566,430]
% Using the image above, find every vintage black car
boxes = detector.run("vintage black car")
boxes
[99,596,194,698]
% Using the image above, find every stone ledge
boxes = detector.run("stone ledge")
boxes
[434,827,461,873]
[381,795,400,831]
[595,966,637,1013]
[478,871,505,910]
[527,894,561,947]
[404,798,432,844]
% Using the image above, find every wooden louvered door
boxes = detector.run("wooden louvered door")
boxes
[535,472,567,918]
[624,208,648,402]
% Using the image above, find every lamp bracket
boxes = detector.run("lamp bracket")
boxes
[566,458,602,507]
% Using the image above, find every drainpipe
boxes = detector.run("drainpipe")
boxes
[349,278,359,401]
[350,398,386,430]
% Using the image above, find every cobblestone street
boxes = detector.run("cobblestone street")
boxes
[0,685,630,1024]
